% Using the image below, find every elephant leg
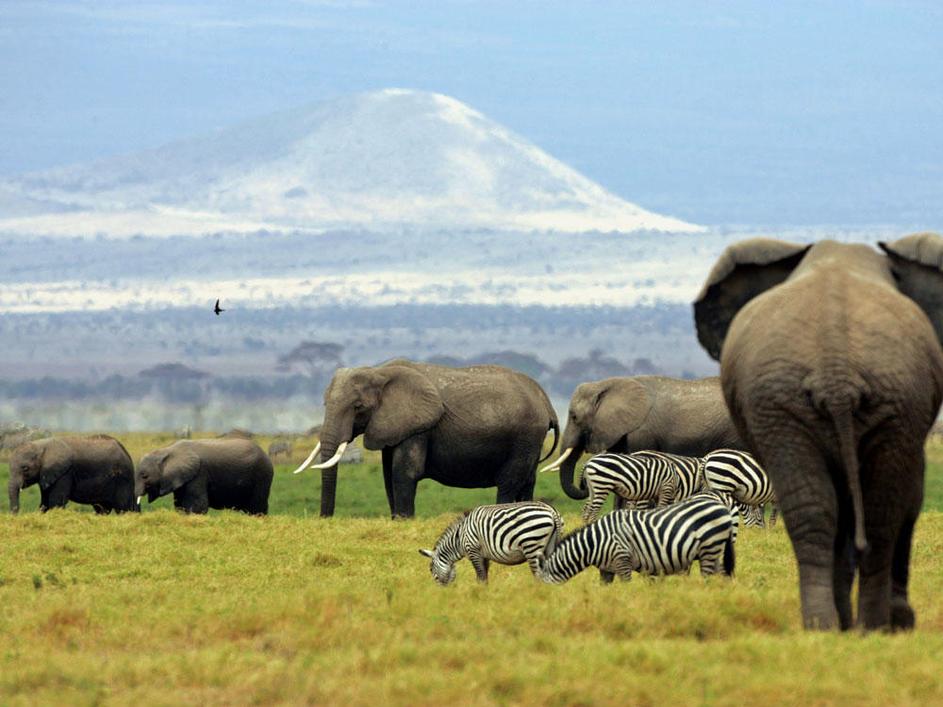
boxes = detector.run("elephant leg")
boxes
[857,440,924,631]
[753,428,840,630]
[495,451,537,504]
[174,482,209,514]
[832,521,856,631]
[390,437,426,518]
[891,513,918,631]
[382,447,395,514]
[41,476,73,511]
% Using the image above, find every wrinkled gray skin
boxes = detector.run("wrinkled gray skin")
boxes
[136,439,273,515]
[694,233,943,631]
[311,359,558,518]
[8,435,137,514]
[556,376,744,500]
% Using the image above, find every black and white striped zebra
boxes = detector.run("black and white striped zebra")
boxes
[419,502,564,584]
[700,449,776,512]
[539,492,737,584]
[579,451,682,523]
[638,451,705,502]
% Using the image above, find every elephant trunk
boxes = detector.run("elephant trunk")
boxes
[559,422,588,500]
[8,473,21,514]
[317,411,355,518]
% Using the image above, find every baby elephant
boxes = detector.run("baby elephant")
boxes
[136,439,273,515]
[8,435,136,514]
[419,502,563,584]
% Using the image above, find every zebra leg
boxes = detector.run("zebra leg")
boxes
[582,486,607,524]
[468,551,489,583]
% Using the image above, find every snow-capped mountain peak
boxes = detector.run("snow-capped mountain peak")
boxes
[0,89,703,236]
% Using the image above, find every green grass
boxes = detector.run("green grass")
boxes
[2,435,943,704]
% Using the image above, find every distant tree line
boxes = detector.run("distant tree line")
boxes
[0,341,675,404]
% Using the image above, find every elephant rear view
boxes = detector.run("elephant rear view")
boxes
[8,434,136,513]
[136,439,273,515]
[293,359,559,518]
[694,233,943,631]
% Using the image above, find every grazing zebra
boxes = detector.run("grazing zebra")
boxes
[738,502,765,527]
[539,492,738,584]
[701,449,776,511]
[419,502,564,585]
[579,452,681,523]
[641,451,705,502]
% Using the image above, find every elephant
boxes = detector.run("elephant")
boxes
[540,376,744,500]
[8,435,137,514]
[136,438,273,515]
[694,233,943,631]
[292,359,559,518]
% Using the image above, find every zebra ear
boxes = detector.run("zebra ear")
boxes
[419,548,434,559]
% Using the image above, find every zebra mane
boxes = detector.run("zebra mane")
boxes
[434,510,471,550]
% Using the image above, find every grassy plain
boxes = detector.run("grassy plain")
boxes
[1,434,943,704]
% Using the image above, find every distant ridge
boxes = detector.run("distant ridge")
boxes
[0,89,703,236]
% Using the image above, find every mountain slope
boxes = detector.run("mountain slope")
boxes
[0,89,702,235]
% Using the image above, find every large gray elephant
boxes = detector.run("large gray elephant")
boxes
[136,439,273,515]
[540,376,743,499]
[8,435,136,513]
[293,359,559,518]
[694,233,943,631]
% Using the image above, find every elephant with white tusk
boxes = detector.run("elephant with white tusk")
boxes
[694,233,943,632]
[293,358,559,518]
[540,376,745,500]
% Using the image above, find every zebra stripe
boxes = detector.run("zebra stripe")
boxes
[579,452,680,523]
[701,449,776,508]
[420,502,564,585]
[539,492,737,583]
[634,451,705,502]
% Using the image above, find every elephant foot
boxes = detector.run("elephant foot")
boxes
[890,598,915,632]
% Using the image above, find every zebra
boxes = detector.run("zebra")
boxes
[419,502,564,585]
[639,451,705,502]
[539,492,738,584]
[700,449,777,517]
[579,451,683,523]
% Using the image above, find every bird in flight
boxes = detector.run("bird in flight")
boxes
[214,299,225,316]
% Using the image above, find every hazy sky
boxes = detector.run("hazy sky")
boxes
[1,0,941,226]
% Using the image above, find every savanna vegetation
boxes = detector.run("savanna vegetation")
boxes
[1,432,943,704]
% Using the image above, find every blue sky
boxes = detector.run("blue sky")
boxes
[1,0,941,226]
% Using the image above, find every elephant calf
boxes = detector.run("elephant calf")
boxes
[8,435,137,514]
[137,439,273,515]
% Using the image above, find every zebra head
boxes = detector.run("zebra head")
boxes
[419,548,457,585]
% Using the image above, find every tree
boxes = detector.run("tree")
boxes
[276,341,345,378]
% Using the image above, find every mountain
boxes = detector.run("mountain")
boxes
[0,89,702,236]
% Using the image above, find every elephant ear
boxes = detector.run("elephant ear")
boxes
[364,366,445,450]
[590,379,653,452]
[159,447,201,496]
[39,439,73,490]
[694,238,812,360]
[879,232,943,345]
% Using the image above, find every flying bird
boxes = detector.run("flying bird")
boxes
[214,299,225,316]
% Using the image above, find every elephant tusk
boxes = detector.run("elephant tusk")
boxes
[291,442,321,474]
[136,496,143,506]
[539,447,573,473]
[311,441,348,469]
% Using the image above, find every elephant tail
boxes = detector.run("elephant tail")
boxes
[825,398,868,554]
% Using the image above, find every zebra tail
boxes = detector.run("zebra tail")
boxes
[825,399,868,554]
[723,532,736,576]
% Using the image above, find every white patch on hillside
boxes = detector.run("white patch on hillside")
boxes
[0,89,703,237]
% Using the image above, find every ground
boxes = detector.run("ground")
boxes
[1,434,943,705]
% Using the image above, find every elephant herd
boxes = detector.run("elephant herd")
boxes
[6,233,943,633]
[8,436,273,515]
